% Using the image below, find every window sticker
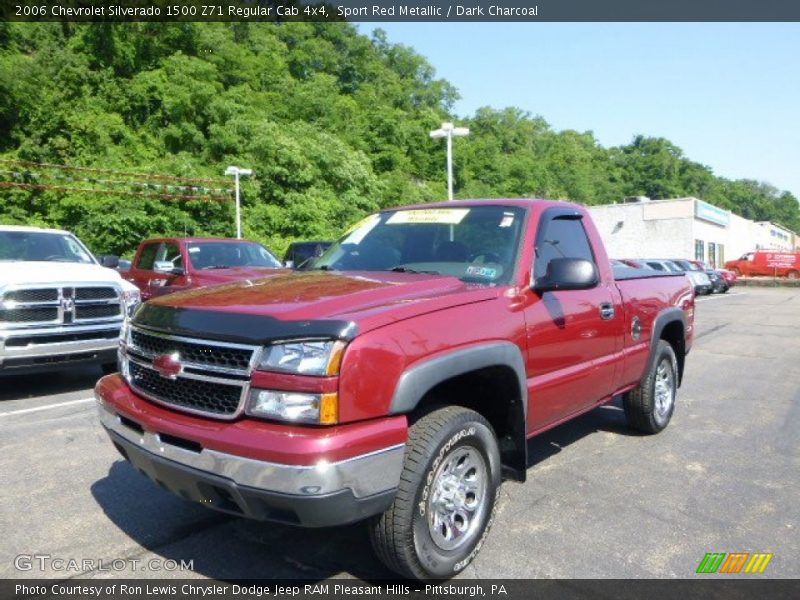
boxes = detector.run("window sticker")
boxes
[465,265,499,279]
[387,208,470,225]
[499,213,515,228]
[188,246,201,253]
[342,214,381,245]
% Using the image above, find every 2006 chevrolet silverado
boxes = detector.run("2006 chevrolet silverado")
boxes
[95,199,694,579]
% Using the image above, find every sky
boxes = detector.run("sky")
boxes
[360,23,800,200]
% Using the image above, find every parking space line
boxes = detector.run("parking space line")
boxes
[696,292,745,301]
[0,397,94,418]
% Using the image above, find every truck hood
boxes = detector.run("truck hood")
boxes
[0,261,126,287]
[142,271,498,340]
[191,266,290,284]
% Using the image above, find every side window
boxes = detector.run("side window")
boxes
[159,243,183,268]
[647,262,665,271]
[137,244,159,270]
[534,216,595,279]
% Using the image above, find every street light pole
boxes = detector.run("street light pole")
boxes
[225,166,253,239]
[430,122,469,201]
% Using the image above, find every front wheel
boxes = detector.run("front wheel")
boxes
[787,270,799,280]
[623,340,678,434]
[369,406,501,580]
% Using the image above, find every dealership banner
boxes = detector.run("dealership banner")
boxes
[3,580,800,600]
[4,0,800,22]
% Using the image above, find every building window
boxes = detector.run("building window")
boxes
[708,243,716,268]
[717,244,724,265]
[695,240,705,261]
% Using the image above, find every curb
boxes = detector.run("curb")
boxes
[735,278,800,288]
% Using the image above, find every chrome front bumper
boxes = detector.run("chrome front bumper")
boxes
[97,399,405,524]
[0,323,121,367]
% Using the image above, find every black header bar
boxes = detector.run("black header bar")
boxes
[4,0,800,22]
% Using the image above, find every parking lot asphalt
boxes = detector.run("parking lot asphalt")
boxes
[1,288,798,580]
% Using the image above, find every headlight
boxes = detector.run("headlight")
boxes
[247,389,338,424]
[258,340,345,376]
[121,289,141,317]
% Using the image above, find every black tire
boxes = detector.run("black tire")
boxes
[369,406,502,580]
[623,340,678,434]
[101,361,118,375]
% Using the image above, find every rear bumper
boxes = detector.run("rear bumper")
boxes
[0,323,120,373]
[95,376,407,526]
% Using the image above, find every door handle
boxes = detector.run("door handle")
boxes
[599,303,615,320]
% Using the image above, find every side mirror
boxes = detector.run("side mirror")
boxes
[99,255,120,268]
[533,258,599,293]
[153,261,182,275]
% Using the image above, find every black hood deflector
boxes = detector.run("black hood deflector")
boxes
[132,303,358,345]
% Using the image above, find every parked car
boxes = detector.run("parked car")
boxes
[718,269,738,286]
[0,225,141,375]
[123,237,286,300]
[668,259,714,295]
[96,199,694,579]
[688,260,729,293]
[725,250,800,279]
[283,240,333,269]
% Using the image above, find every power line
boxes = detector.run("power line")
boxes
[0,181,231,202]
[0,169,232,197]
[0,158,232,186]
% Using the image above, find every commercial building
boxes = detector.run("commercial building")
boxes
[588,197,798,266]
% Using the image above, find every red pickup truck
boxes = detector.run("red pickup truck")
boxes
[96,200,694,579]
[124,237,285,300]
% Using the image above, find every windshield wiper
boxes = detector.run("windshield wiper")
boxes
[201,265,232,270]
[389,266,441,275]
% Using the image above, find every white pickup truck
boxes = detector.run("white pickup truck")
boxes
[0,225,141,375]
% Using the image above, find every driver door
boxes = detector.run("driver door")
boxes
[522,210,621,431]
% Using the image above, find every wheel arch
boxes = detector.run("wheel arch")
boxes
[650,308,687,385]
[389,342,528,482]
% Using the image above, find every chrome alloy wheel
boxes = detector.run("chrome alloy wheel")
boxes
[654,358,675,417]
[427,447,488,551]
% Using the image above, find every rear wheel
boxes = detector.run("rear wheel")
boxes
[369,406,501,579]
[624,340,678,434]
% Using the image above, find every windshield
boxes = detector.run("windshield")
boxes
[675,260,701,271]
[311,205,526,285]
[0,230,95,263]
[186,241,281,270]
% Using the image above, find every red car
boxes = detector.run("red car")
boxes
[124,237,287,300]
[96,199,694,579]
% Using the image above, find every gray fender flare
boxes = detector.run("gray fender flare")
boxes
[389,341,529,481]
[648,307,687,384]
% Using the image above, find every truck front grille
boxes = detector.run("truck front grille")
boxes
[0,307,59,323]
[76,304,121,320]
[75,287,118,300]
[128,361,244,417]
[123,326,258,419]
[0,285,122,328]
[130,329,253,371]
[3,289,59,303]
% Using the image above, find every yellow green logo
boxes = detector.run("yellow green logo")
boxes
[696,552,773,574]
